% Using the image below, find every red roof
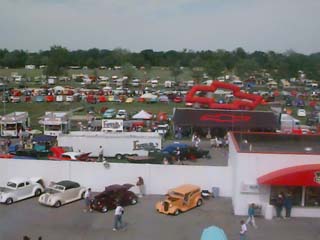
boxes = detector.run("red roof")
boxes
[257,164,320,187]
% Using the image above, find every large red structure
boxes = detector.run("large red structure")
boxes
[185,81,263,110]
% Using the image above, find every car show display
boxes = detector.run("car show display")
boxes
[38,180,86,207]
[91,184,138,213]
[155,184,203,215]
[0,177,44,205]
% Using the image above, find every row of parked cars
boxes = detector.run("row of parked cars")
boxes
[0,177,205,215]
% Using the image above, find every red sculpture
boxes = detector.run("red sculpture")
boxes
[185,81,262,110]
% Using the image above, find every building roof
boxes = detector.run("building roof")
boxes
[231,132,320,154]
[169,184,200,195]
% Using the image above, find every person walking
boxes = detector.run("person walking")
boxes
[136,176,145,197]
[284,192,293,218]
[83,188,92,212]
[113,203,124,231]
[239,220,247,240]
[275,193,284,218]
[245,203,258,228]
[195,135,201,149]
[98,146,104,162]
[175,147,181,164]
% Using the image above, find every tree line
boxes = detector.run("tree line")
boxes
[0,46,319,80]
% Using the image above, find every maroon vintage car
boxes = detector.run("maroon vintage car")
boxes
[91,184,138,213]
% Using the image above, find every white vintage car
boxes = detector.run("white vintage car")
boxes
[0,177,44,205]
[38,180,86,207]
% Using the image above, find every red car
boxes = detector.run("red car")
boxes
[91,184,138,213]
[173,96,183,103]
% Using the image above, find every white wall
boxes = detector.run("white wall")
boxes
[229,138,320,217]
[0,159,233,197]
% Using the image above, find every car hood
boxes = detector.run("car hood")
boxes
[0,187,12,193]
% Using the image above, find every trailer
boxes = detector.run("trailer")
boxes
[0,112,29,137]
[39,112,71,136]
[57,131,162,159]
[280,113,301,133]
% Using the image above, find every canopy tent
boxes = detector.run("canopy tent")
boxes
[201,226,228,240]
[132,110,153,120]
[140,93,158,99]
[33,135,57,143]
[53,86,65,93]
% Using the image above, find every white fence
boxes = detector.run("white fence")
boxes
[0,159,232,197]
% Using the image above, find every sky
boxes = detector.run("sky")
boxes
[0,0,319,54]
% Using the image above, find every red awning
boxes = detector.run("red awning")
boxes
[257,164,320,187]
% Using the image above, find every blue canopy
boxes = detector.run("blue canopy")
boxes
[201,226,228,240]
[33,135,57,143]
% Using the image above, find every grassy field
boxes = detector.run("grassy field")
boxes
[1,101,183,129]
[0,67,193,83]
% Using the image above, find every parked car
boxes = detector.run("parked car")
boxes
[103,108,116,119]
[155,184,203,215]
[297,109,307,117]
[38,180,86,207]
[162,143,210,161]
[0,177,44,204]
[91,184,138,213]
[116,109,127,119]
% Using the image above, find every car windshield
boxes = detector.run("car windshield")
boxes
[51,184,65,191]
[168,191,185,198]
[45,188,59,194]
[6,182,17,188]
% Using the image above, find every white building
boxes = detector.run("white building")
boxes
[229,132,320,218]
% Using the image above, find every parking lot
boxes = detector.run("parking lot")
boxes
[1,195,319,240]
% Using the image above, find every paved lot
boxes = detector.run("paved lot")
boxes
[0,195,319,240]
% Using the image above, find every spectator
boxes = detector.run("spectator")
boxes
[83,188,93,212]
[245,203,258,228]
[284,192,293,218]
[275,193,284,218]
[98,146,104,162]
[113,203,125,231]
[240,220,247,240]
[175,147,181,164]
[195,135,201,149]
[136,176,145,197]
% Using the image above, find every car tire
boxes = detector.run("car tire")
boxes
[81,191,85,199]
[35,189,42,197]
[6,198,13,205]
[115,154,122,160]
[174,209,180,215]
[54,201,62,208]
[197,199,203,207]
[131,198,137,205]
[101,206,108,213]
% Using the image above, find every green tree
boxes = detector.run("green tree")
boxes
[205,60,224,79]
[170,64,182,82]
[191,68,203,84]
[122,63,136,88]
[235,59,259,79]
[45,46,69,76]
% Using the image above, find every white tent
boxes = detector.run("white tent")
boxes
[53,86,65,94]
[132,110,153,120]
[140,93,158,99]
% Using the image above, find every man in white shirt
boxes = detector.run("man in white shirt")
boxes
[83,188,92,212]
[240,220,247,240]
[113,203,124,231]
